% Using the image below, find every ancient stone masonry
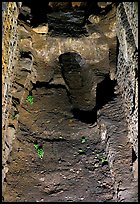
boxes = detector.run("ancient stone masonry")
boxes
[2,2,138,202]
[97,95,138,202]
[116,2,138,163]
[97,2,138,201]
[2,2,21,193]
[16,3,117,113]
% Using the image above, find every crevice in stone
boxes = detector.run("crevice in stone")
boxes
[20,68,31,73]
[4,177,7,182]
[134,68,138,79]
[12,96,20,105]
[33,81,44,89]
[132,147,137,163]
[20,51,32,59]
[2,2,138,202]
[15,81,25,88]
[8,124,15,129]
[32,81,67,90]
[5,141,10,149]
[131,93,135,115]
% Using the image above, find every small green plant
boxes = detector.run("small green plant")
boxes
[80,136,87,144]
[26,95,33,105]
[100,157,108,165]
[96,153,108,165]
[34,143,44,159]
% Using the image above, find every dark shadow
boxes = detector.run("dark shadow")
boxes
[20,51,32,60]
[71,107,97,124]
[30,1,49,27]
[71,75,117,124]
[132,147,137,163]
[96,75,117,110]
[19,1,49,27]
[84,2,115,23]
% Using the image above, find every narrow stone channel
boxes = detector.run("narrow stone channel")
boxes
[4,84,114,202]
[3,2,138,202]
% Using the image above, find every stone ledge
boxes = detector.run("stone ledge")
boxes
[97,95,138,202]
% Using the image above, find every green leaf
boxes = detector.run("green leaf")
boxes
[26,95,33,105]
[37,148,44,159]
[101,157,108,164]
[81,136,87,144]
[34,144,39,150]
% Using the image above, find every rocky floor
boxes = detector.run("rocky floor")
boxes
[4,86,115,202]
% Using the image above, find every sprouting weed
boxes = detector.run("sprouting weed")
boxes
[26,95,33,105]
[34,144,39,150]
[37,148,44,159]
[96,153,108,165]
[34,144,44,159]
[81,136,87,144]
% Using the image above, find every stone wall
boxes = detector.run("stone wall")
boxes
[116,2,138,159]
[2,2,21,193]
[96,2,138,201]
[2,2,138,200]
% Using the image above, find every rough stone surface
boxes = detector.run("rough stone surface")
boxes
[116,3,138,161]
[48,2,87,11]
[2,2,21,194]
[59,52,96,110]
[59,52,110,111]
[47,10,87,37]
[2,2,138,202]
[97,95,138,202]
[97,2,112,9]
[123,2,138,49]
[48,2,71,11]
[96,2,138,201]
[15,6,116,113]
[3,85,115,202]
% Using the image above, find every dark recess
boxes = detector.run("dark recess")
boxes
[84,2,115,23]
[71,107,97,124]
[71,75,117,124]
[32,81,67,90]
[8,124,15,129]
[19,1,49,27]
[132,147,137,163]
[20,51,32,60]
[96,75,117,110]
